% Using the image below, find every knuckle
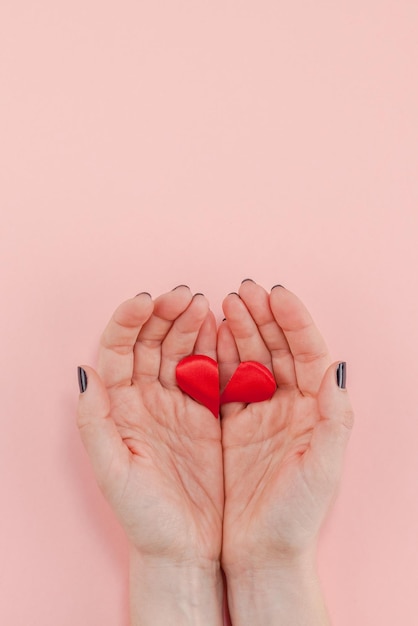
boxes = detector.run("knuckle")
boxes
[295,349,329,364]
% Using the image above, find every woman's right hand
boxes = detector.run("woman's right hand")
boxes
[218,280,354,624]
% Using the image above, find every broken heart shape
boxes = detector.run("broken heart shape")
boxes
[175,355,277,418]
[175,355,220,418]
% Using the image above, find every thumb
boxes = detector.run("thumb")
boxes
[307,361,354,484]
[76,365,128,493]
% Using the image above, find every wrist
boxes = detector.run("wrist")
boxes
[224,552,331,626]
[223,545,317,580]
[129,546,223,626]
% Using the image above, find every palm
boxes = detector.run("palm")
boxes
[78,288,223,562]
[222,390,328,563]
[106,382,222,560]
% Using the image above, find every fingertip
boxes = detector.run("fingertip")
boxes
[149,286,194,325]
[134,292,155,318]
[217,319,240,366]
[222,291,240,306]
[222,292,242,318]
[115,292,155,325]
[318,361,354,431]
[76,365,110,425]
[172,284,190,291]
[204,308,218,330]
[202,310,217,336]
[135,291,155,311]
[190,292,210,318]
[134,291,152,298]
[77,365,88,394]
[336,361,347,390]
[217,316,231,339]
[194,310,217,360]
[269,285,288,304]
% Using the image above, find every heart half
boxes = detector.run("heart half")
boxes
[175,355,220,418]
[220,360,276,405]
[175,355,277,417]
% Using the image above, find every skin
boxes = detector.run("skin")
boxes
[76,281,354,625]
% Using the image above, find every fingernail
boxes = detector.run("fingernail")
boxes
[241,278,254,284]
[271,284,285,290]
[222,317,227,322]
[228,292,240,297]
[172,284,190,291]
[78,366,88,393]
[135,291,151,297]
[193,292,204,297]
[336,362,347,389]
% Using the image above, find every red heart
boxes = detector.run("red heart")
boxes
[175,355,220,418]
[220,361,277,405]
[175,356,276,417]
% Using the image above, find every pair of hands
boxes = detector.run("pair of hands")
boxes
[76,280,354,600]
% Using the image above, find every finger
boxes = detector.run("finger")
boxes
[76,365,129,498]
[222,293,272,371]
[303,361,354,492]
[133,285,194,383]
[97,293,154,388]
[194,309,217,361]
[238,280,298,391]
[269,286,332,397]
[217,320,245,415]
[159,294,210,389]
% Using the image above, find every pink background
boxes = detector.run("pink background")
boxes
[1,1,417,624]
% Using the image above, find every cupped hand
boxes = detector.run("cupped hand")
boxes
[76,287,223,564]
[218,281,354,573]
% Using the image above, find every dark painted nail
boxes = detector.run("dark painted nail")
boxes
[336,362,347,389]
[222,317,227,321]
[172,284,190,291]
[241,278,255,284]
[193,292,204,297]
[135,291,151,297]
[271,284,285,290]
[78,367,88,393]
